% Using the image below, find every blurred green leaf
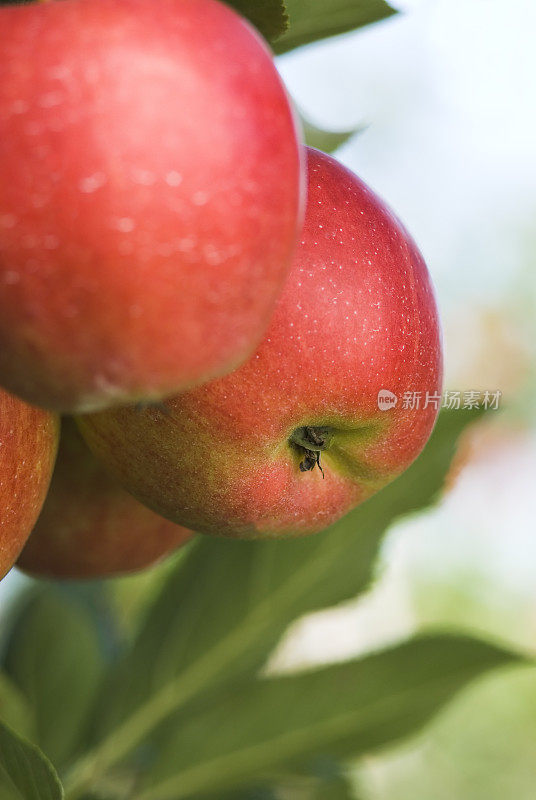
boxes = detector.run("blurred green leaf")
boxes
[314,776,356,799]
[226,0,289,41]
[0,776,18,800]
[307,758,358,799]
[313,781,354,799]
[273,0,397,54]
[0,672,35,740]
[139,634,524,799]
[216,790,277,800]
[4,590,104,769]
[180,759,357,799]
[302,114,366,154]
[360,662,536,800]
[216,779,357,800]
[0,719,64,800]
[64,410,483,797]
[109,547,193,641]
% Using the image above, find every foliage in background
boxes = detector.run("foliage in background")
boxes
[225,0,397,52]
[0,410,531,799]
[0,719,63,800]
[300,115,365,155]
[228,0,289,41]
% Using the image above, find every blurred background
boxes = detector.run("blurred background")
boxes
[274,0,536,796]
[2,0,535,797]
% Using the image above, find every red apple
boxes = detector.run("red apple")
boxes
[0,0,303,413]
[18,418,194,579]
[78,147,443,538]
[0,389,59,578]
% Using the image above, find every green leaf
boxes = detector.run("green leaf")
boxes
[307,759,358,799]
[313,776,356,800]
[138,634,526,799]
[273,0,397,55]
[226,0,289,41]
[214,790,277,800]
[302,114,365,154]
[0,719,64,800]
[183,759,357,800]
[0,672,35,740]
[4,589,104,769]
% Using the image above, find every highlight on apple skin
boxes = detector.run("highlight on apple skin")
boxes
[78,147,443,539]
[18,418,194,580]
[0,0,303,413]
[0,388,59,579]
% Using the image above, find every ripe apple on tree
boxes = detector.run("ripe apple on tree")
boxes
[78,147,443,538]
[0,0,303,413]
[0,388,59,579]
[18,418,193,579]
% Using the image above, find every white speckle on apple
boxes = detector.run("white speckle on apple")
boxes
[44,235,59,250]
[115,217,136,233]
[10,100,28,115]
[38,91,63,108]
[79,173,107,193]
[204,244,223,266]
[165,171,183,186]
[0,214,17,228]
[23,121,43,136]
[192,191,208,206]
[31,194,48,209]
[178,238,195,252]
[130,168,156,186]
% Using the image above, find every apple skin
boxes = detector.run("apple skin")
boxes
[78,147,443,538]
[0,0,303,413]
[17,418,194,579]
[0,389,59,578]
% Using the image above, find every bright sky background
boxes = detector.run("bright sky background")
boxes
[279,0,536,308]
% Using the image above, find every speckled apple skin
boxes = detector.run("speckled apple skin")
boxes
[0,389,59,578]
[18,418,194,579]
[0,0,303,413]
[78,148,443,538]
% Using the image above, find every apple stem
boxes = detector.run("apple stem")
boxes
[290,425,332,450]
[298,448,325,478]
[290,425,331,478]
